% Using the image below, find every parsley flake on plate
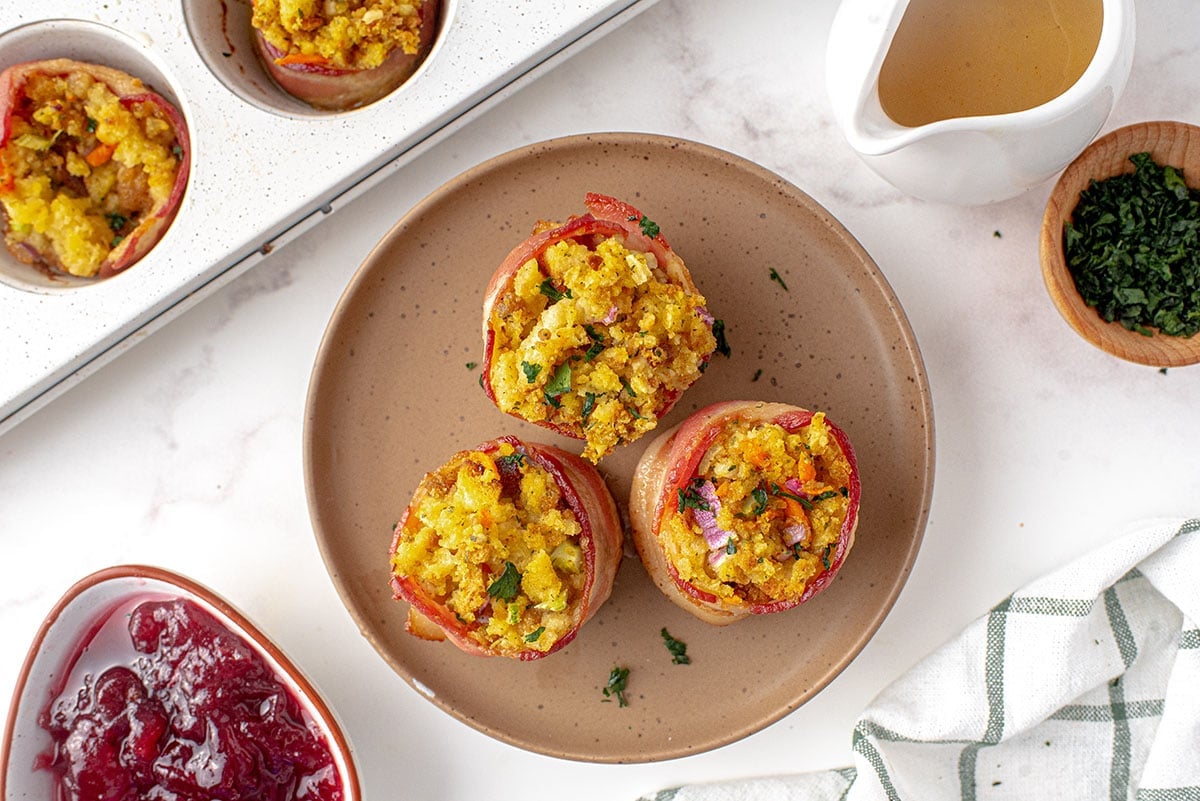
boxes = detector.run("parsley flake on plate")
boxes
[602,666,630,707]
[660,628,691,665]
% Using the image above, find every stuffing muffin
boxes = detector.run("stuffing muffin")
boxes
[390,436,622,659]
[482,193,717,462]
[629,401,860,625]
[252,0,441,110]
[0,59,189,279]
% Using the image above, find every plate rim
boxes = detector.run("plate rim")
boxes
[302,131,936,762]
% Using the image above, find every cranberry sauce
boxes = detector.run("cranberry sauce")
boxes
[41,597,343,801]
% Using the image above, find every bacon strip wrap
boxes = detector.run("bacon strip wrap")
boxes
[0,59,191,279]
[629,401,861,625]
[481,193,710,440]
[389,436,622,660]
[253,0,440,111]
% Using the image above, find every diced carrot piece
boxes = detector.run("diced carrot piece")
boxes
[783,497,808,522]
[746,448,770,469]
[479,508,493,528]
[795,459,816,483]
[85,142,115,167]
[276,53,329,66]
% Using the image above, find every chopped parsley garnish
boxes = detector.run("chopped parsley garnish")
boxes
[584,325,606,361]
[769,267,789,291]
[524,626,545,643]
[713,319,731,357]
[627,406,646,421]
[638,216,660,238]
[581,391,596,423]
[171,143,183,159]
[539,278,571,303]
[725,539,737,555]
[544,362,572,405]
[602,666,630,707]
[660,628,691,665]
[110,236,124,248]
[465,361,477,370]
[106,213,128,232]
[810,490,841,503]
[496,452,526,467]
[993,230,1003,239]
[676,479,709,513]
[752,368,763,382]
[521,361,542,383]
[749,487,769,516]
[486,561,522,601]
[821,545,834,570]
[620,378,637,397]
[86,117,98,133]
[1064,152,1200,337]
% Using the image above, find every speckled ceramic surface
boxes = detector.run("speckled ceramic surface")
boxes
[303,133,934,762]
[0,0,656,433]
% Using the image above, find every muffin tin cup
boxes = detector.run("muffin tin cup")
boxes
[0,19,194,293]
[181,0,453,118]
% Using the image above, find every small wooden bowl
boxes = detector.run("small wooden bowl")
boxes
[1040,120,1200,366]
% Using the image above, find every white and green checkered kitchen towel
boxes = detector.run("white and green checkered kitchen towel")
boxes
[642,517,1200,801]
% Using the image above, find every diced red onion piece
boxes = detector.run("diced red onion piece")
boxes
[692,506,728,549]
[691,481,732,549]
[695,305,714,325]
[708,548,728,567]
[785,478,808,496]
[602,305,619,324]
[782,521,809,547]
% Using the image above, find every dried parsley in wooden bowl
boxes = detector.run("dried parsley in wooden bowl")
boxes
[1041,121,1200,366]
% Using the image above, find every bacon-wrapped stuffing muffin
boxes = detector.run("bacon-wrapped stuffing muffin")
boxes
[251,0,441,110]
[482,193,717,462]
[629,401,861,625]
[389,436,622,659]
[0,59,189,279]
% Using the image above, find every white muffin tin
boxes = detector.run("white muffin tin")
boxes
[0,0,657,433]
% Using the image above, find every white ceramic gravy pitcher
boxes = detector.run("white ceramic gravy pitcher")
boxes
[826,0,1135,205]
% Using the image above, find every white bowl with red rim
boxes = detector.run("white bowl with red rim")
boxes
[0,564,360,801]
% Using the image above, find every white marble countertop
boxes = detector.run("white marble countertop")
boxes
[2,1,1199,799]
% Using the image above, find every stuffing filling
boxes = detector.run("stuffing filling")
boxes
[659,413,853,606]
[0,71,183,277]
[253,0,427,71]
[391,442,587,655]
[488,234,716,462]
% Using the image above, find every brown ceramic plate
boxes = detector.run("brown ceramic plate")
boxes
[303,133,934,762]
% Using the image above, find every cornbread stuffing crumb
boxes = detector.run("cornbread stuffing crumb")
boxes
[0,71,183,277]
[488,236,715,461]
[253,0,427,70]
[660,413,852,606]
[391,442,586,655]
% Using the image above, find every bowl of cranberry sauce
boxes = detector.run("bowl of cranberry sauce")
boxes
[1,565,359,801]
